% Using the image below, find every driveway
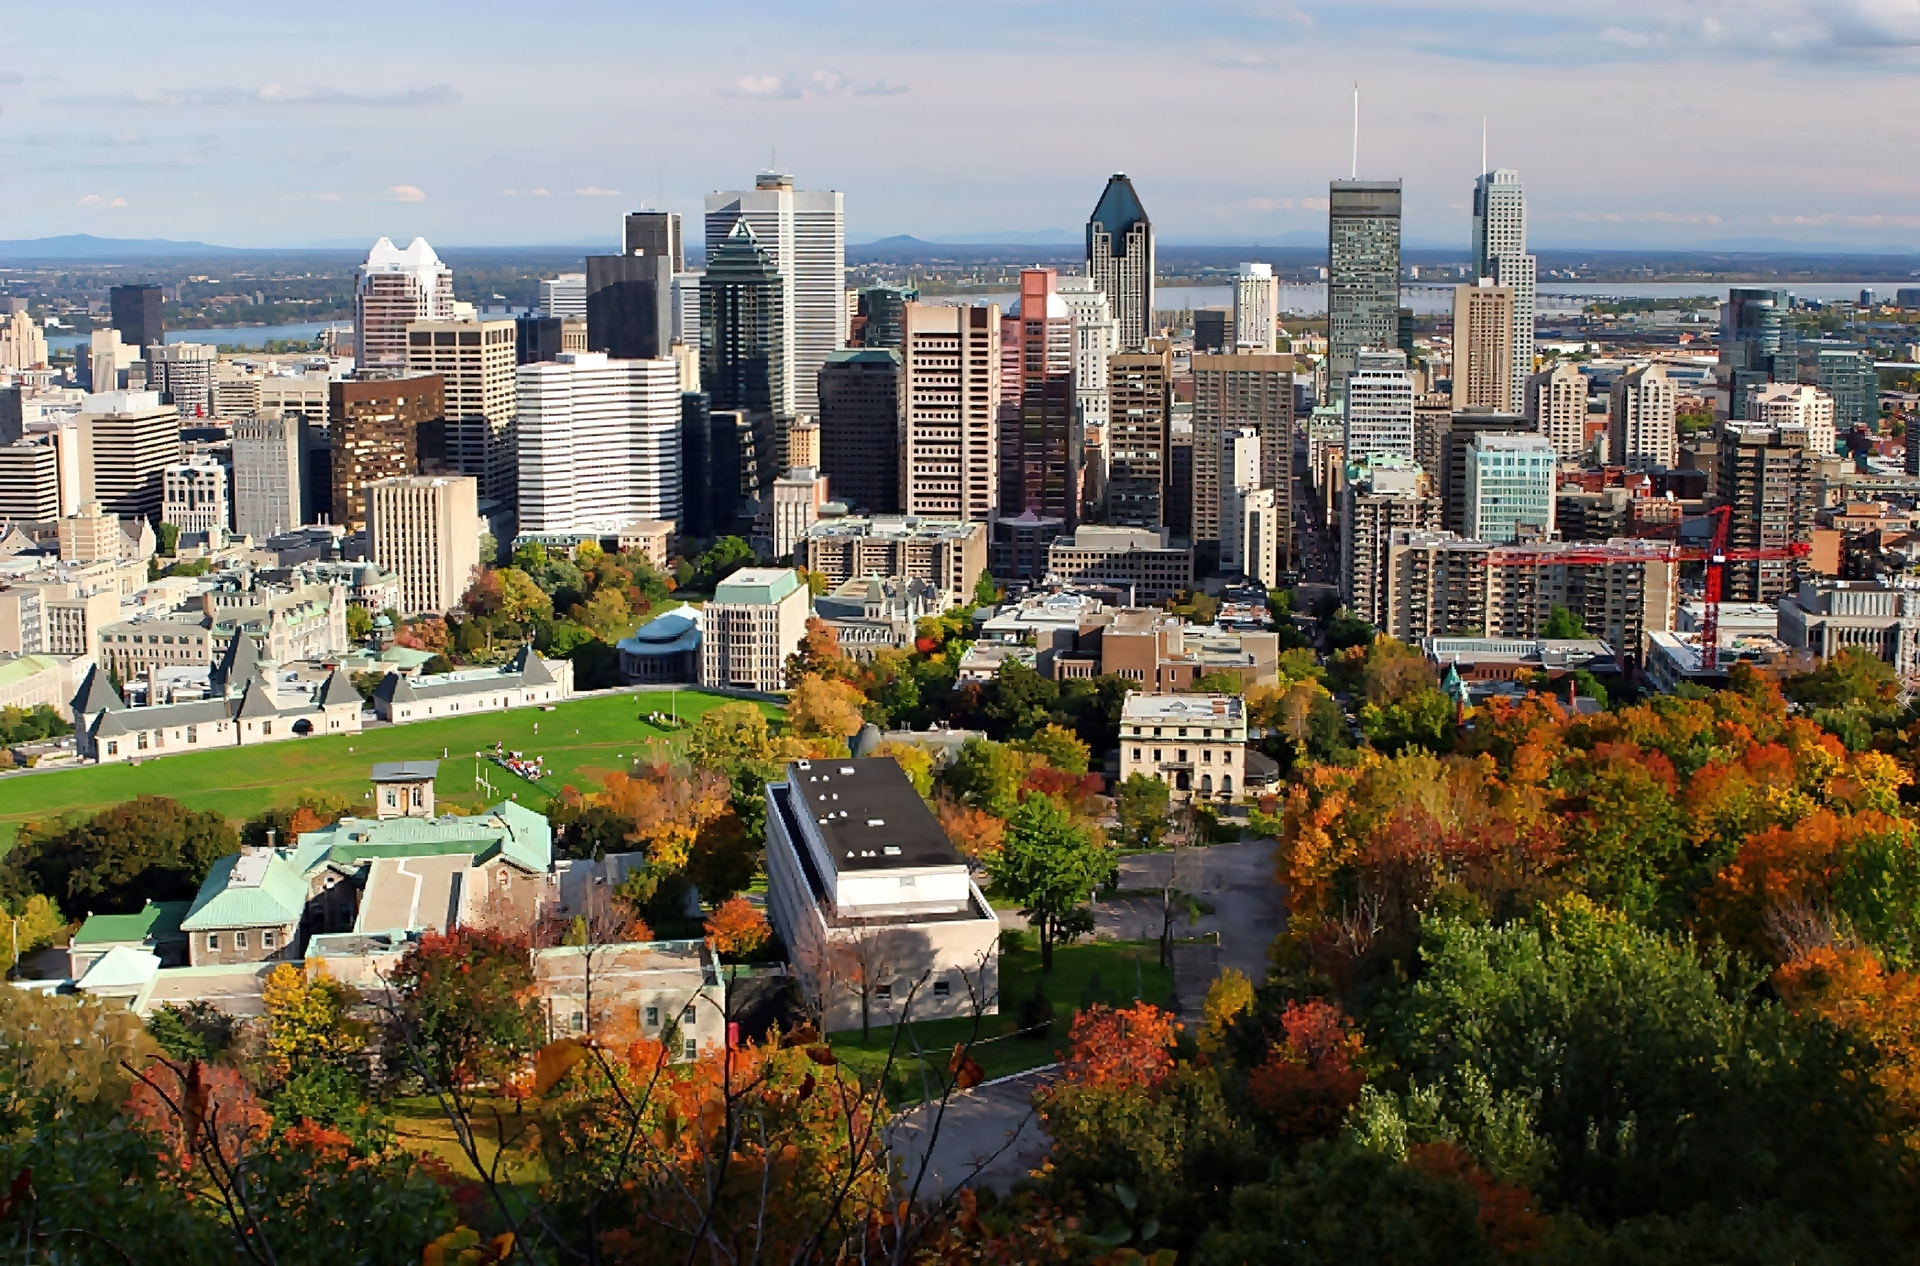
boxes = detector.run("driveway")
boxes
[1094,838,1284,985]
[887,1067,1054,1199]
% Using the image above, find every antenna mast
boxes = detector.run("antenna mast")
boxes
[1351,83,1359,179]
[1481,117,1487,176]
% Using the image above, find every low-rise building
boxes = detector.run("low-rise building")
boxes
[1422,636,1618,685]
[1645,629,1804,694]
[73,651,365,764]
[616,606,702,684]
[1117,693,1248,803]
[812,575,945,661]
[372,645,572,722]
[794,515,988,607]
[0,651,87,720]
[700,567,810,693]
[533,940,725,1054]
[1778,579,1920,684]
[764,757,1000,1032]
[1045,525,1193,605]
[1097,608,1280,693]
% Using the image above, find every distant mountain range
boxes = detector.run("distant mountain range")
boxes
[0,234,254,260]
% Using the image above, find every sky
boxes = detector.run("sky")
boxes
[4,0,1920,252]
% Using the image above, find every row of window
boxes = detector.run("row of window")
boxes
[1132,747,1237,765]
[205,929,277,952]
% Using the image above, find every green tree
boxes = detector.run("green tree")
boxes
[155,521,179,557]
[1359,689,1456,756]
[986,795,1114,971]
[345,603,374,642]
[2,797,238,914]
[1324,608,1375,652]
[946,738,1029,818]
[1189,669,1245,694]
[981,659,1059,739]
[387,927,547,1089]
[1115,772,1172,849]
[1014,722,1091,775]
[1542,604,1587,639]
[973,570,1000,607]
[695,536,755,588]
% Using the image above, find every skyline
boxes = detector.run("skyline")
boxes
[5,1,1920,252]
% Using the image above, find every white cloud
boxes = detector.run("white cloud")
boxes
[1599,26,1663,48]
[500,188,553,197]
[718,70,907,100]
[76,194,126,209]
[574,186,621,197]
[386,184,425,202]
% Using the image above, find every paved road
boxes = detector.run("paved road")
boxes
[887,1067,1055,1198]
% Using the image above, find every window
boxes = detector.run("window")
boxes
[1153,749,1163,762]
[570,1011,586,1032]
[236,932,248,950]
[186,725,197,744]
[1132,747,1141,761]
[1178,750,1188,763]
[684,1040,698,1060]
[1203,749,1213,763]
[681,1005,696,1023]
[263,931,276,950]
[645,1006,659,1027]
[106,741,118,756]
[207,934,220,951]
[933,979,951,998]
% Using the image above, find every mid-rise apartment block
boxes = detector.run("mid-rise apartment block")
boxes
[1609,363,1677,472]
[145,343,219,419]
[1464,432,1556,543]
[1746,383,1837,459]
[793,516,987,607]
[1718,420,1813,603]
[1526,362,1590,458]
[1342,349,1414,464]
[1451,281,1515,411]
[1341,454,1439,628]
[366,475,479,615]
[700,567,810,692]
[903,303,1001,522]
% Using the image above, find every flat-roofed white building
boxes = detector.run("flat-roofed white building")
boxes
[1117,692,1247,804]
[764,757,999,1032]
[516,352,681,536]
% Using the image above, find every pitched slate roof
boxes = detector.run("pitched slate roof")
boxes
[92,696,232,738]
[211,632,262,697]
[371,760,439,782]
[72,664,127,716]
[180,849,308,931]
[508,644,554,685]
[316,668,361,708]
[232,673,282,720]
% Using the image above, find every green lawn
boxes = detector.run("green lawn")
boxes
[0,689,780,847]
[829,937,1174,1103]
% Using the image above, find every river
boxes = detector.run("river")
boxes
[45,320,353,353]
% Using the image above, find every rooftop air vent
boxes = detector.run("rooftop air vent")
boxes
[867,819,886,827]
[883,845,901,855]
[839,766,856,775]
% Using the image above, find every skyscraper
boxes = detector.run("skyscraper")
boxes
[1057,275,1117,438]
[538,274,587,319]
[232,410,306,539]
[1450,281,1515,411]
[354,238,454,370]
[329,376,446,532]
[144,342,219,418]
[1086,174,1154,351]
[817,348,903,514]
[1234,263,1279,351]
[0,310,47,372]
[1342,349,1415,465]
[855,286,914,350]
[1526,362,1591,458]
[1817,348,1878,435]
[700,219,786,421]
[1471,168,1536,413]
[998,269,1079,527]
[1718,420,1812,603]
[1723,288,1793,418]
[515,352,681,534]
[109,284,163,352]
[1193,353,1296,568]
[623,211,684,273]
[704,172,845,418]
[405,318,519,504]
[77,391,182,522]
[584,254,674,360]
[367,475,479,615]
[1609,363,1678,472]
[1465,432,1555,543]
[903,303,1001,522]
[1328,180,1402,392]
[1107,344,1171,528]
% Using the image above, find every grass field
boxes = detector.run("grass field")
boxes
[0,689,781,848]
[828,937,1173,1102]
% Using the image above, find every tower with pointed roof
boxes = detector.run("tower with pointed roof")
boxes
[354,236,454,369]
[1086,174,1155,351]
[701,218,788,421]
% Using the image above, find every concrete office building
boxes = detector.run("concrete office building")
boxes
[1057,275,1117,434]
[794,516,988,607]
[1192,352,1295,564]
[1464,432,1556,543]
[78,391,182,522]
[772,467,829,559]
[538,274,587,319]
[1718,420,1813,604]
[161,460,229,536]
[110,284,163,352]
[1046,525,1193,604]
[998,269,1079,527]
[86,328,141,394]
[1086,174,1154,350]
[232,411,305,540]
[903,303,1002,523]
[1778,580,1920,684]
[623,211,684,272]
[0,439,62,521]
[1610,363,1678,472]
[354,237,455,370]
[515,353,681,536]
[816,348,903,514]
[1747,383,1837,459]
[1471,168,1536,413]
[1328,179,1402,391]
[704,172,844,419]
[701,567,810,692]
[1451,282,1515,411]
[1341,454,1439,628]
[213,364,262,418]
[329,375,446,534]
[701,219,787,420]
[0,310,47,372]
[258,373,329,422]
[1107,344,1171,528]
[1527,362,1591,458]
[406,318,519,505]
[1234,263,1279,351]
[1342,349,1415,464]
[145,342,219,419]
[585,254,673,360]
[367,475,479,615]
[1818,348,1878,435]
[1219,428,1262,575]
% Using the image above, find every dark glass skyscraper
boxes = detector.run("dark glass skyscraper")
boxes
[584,254,673,359]
[856,286,915,350]
[622,211,684,273]
[110,283,163,350]
[1328,180,1402,393]
[1724,288,1793,417]
[817,348,903,513]
[700,219,786,420]
[1087,174,1154,350]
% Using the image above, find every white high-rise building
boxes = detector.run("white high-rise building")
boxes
[1465,432,1556,544]
[672,270,705,345]
[1219,427,1262,573]
[232,410,304,540]
[1472,168,1536,414]
[1233,263,1279,352]
[0,311,47,372]
[1747,382,1837,459]
[538,274,587,319]
[1057,275,1117,434]
[1609,363,1678,472]
[161,459,229,536]
[145,342,219,419]
[354,237,454,370]
[1343,349,1415,464]
[515,352,682,535]
[1526,362,1591,458]
[704,172,845,419]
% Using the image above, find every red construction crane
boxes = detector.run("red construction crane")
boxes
[1480,504,1810,673]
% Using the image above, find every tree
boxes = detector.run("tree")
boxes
[1115,772,1172,849]
[704,895,771,959]
[495,566,553,627]
[785,672,867,737]
[345,603,374,642]
[1360,688,1456,756]
[986,795,1115,971]
[785,616,846,682]
[1014,722,1091,775]
[262,960,366,1081]
[597,762,733,876]
[144,1000,235,1063]
[3,796,237,914]
[1323,608,1375,653]
[387,927,547,1089]
[936,797,1006,860]
[1542,604,1587,639]
[872,739,934,796]
[973,570,1000,607]
[1190,669,1244,694]
[155,521,179,556]
[945,737,1031,818]
[575,586,630,637]
[0,987,159,1106]
[694,536,755,588]
[0,892,65,973]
